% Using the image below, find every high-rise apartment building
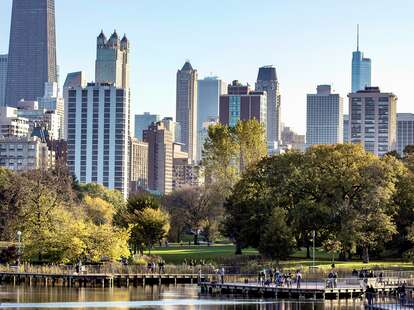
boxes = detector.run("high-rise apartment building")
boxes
[176,61,197,162]
[6,0,57,106]
[306,85,343,147]
[95,30,130,89]
[162,117,181,144]
[256,66,281,145]
[219,81,267,132]
[0,136,54,171]
[197,76,227,162]
[129,138,148,194]
[67,84,130,197]
[0,106,29,138]
[352,26,371,93]
[396,113,414,155]
[134,112,161,141]
[66,31,131,198]
[349,87,397,156]
[343,114,349,143]
[173,143,204,190]
[0,55,7,106]
[143,121,173,195]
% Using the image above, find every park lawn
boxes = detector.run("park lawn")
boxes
[145,244,414,271]
[145,244,258,264]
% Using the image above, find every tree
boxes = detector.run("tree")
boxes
[234,119,267,173]
[132,208,170,254]
[165,186,223,245]
[79,183,125,211]
[83,195,114,225]
[258,208,295,262]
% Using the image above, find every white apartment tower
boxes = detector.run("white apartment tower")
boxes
[66,31,131,198]
[349,87,397,156]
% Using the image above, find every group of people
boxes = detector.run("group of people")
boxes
[326,270,338,288]
[146,260,166,273]
[256,269,302,288]
[352,268,383,281]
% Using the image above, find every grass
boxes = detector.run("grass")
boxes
[145,244,258,264]
[145,243,414,272]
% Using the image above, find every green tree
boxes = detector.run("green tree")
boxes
[258,208,295,262]
[132,208,170,254]
[234,119,267,173]
[165,186,223,245]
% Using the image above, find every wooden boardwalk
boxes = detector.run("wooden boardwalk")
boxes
[199,281,400,300]
[0,272,204,287]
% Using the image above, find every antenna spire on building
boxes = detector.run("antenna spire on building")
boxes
[357,24,360,51]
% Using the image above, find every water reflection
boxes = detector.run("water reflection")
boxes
[0,284,369,309]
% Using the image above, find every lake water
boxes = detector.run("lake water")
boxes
[0,284,372,309]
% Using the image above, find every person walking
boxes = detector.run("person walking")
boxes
[296,270,302,288]
[220,267,225,284]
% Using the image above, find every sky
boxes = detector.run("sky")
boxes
[1,0,413,134]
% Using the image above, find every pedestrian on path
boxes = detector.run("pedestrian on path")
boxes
[296,270,302,288]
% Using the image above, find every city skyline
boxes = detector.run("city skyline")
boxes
[0,0,413,134]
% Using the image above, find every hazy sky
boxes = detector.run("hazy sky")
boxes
[1,0,413,134]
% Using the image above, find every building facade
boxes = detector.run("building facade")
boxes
[134,112,161,141]
[352,26,371,92]
[129,138,148,193]
[0,106,29,138]
[343,114,349,143]
[397,113,414,155]
[37,82,64,139]
[0,55,7,106]
[281,126,306,152]
[306,85,343,147]
[143,121,173,195]
[176,61,197,162]
[197,76,227,162]
[66,83,130,197]
[64,71,86,89]
[0,136,54,171]
[219,80,267,132]
[256,66,281,145]
[6,0,57,106]
[349,87,397,156]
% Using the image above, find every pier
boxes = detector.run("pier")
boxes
[0,272,205,288]
[199,277,410,300]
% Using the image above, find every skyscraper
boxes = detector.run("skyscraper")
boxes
[197,76,227,162]
[6,0,57,106]
[349,87,397,156]
[352,25,371,92]
[256,66,281,145]
[176,61,197,162]
[134,112,161,141]
[396,113,414,155]
[0,55,7,106]
[66,31,131,198]
[129,138,148,193]
[95,30,130,89]
[63,71,86,89]
[219,80,267,132]
[306,85,343,147]
[143,121,173,195]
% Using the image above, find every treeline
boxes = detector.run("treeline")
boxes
[222,143,414,263]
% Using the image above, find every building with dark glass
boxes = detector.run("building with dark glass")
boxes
[5,0,57,106]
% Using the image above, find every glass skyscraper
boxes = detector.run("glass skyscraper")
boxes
[351,26,371,93]
[5,0,57,106]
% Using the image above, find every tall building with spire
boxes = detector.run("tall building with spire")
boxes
[255,66,281,146]
[66,30,131,198]
[95,30,130,89]
[352,25,371,93]
[176,61,198,162]
[5,0,57,106]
